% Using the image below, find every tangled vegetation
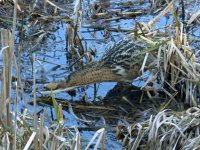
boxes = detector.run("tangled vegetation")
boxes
[0,0,200,149]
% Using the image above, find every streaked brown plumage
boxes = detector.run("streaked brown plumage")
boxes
[45,38,155,90]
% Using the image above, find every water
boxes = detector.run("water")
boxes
[1,0,200,149]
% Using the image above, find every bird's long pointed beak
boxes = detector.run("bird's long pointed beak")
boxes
[44,82,60,90]
[40,86,78,94]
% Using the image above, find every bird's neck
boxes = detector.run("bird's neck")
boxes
[56,62,123,88]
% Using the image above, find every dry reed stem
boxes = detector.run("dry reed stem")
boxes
[68,101,94,124]
[85,128,106,150]
[188,10,200,25]
[0,29,12,126]
[39,113,44,150]
[74,127,81,150]
[23,132,37,150]
[118,107,200,149]
[45,0,66,11]
[33,54,38,150]
[146,0,179,31]
[12,1,18,149]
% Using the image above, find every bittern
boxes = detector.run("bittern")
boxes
[45,38,156,90]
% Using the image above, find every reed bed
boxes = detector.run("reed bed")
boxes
[0,0,200,149]
[115,1,200,149]
[116,107,200,150]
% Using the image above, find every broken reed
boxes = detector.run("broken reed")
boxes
[0,29,12,126]
[0,29,13,148]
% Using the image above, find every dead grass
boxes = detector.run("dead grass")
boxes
[116,107,200,150]
[0,0,200,149]
[115,1,200,148]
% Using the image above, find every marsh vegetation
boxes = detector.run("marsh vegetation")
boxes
[0,0,200,149]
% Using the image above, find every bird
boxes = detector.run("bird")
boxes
[44,37,156,91]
